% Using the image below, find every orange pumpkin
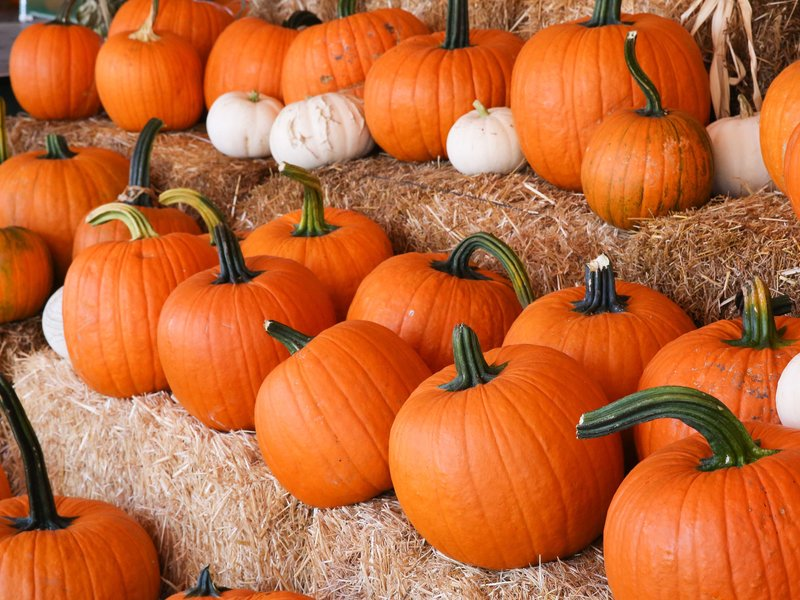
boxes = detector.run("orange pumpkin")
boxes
[9,0,102,120]
[158,224,336,431]
[241,163,392,321]
[364,0,522,161]
[166,566,312,599]
[64,204,217,398]
[390,324,623,569]
[0,227,53,324]
[581,31,713,228]
[280,0,429,104]
[511,0,710,191]
[760,60,800,191]
[783,122,800,218]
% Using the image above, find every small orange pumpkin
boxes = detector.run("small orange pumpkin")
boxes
[760,60,800,191]
[166,566,312,599]
[0,226,53,324]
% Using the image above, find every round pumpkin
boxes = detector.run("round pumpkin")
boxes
[511,0,710,191]
[166,566,312,599]
[446,100,524,175]
[390,324,623,569]
[42,286,69,360]
[783,122,800,219]
[0,226,53,324]
[207,91,283,159]
[158,224,336,431]
[364,0,523,162]
[760,60,800,191]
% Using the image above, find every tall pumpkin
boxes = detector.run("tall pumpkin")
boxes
[760,60,800,191]
[364,0,523,161]
[0,226,53,324]
[511,0,710,191]
[280,0,429,104]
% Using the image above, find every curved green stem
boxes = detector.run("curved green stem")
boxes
[577,385,780,471]
[38,134,77,160]
[431,232,534,308]
[86,203,158,241]
[282,10,322,29]
[264,320,313,355]
[473,100,490,117]
[158,188,225,242]
[571,254,628,314]
[129,0,160,42]
[726,277,794,349]
[121,117,163,207]
[52,0,77,24]
[0,376,74,531]
[442,0,470,50]
[212,224,262,284]
[337,0,358,18]
[440,324,506,391]
[625,31,665,117]
[280,163,338,237]
[0,98,9,165]
[582,0,622,27]
[184,566,229,598]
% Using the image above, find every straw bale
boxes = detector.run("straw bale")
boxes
[0,317,44,379]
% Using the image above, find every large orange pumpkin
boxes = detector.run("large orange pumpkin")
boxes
[255,319,431,508]
[158,224,336,431]
[511,0,710,191]
[166,566,312,599]
[0,226,53,324]
[783,122,800,217]
[578,386,800,600]
[390,324,623,569]
[0,375,160,599]
[634,277,800,459]
[9,0,102,120]
[347,231,534,371]
[364,0,523,161]
[64,203,217,398]
[760,60,800,191]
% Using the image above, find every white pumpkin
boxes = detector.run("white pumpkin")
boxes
[269,93,374,169]
[446,100,525,175]
[42,286,69,361]
[707,96,771,197]
[206,91,283,159]
[777,353,800,428]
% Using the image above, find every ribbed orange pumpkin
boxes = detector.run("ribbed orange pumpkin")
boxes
[783,123,800,218]
[64,204,217,398]
[364,0,522,161]
[347,231,533,371]
[0,375,160,599]
[390,324,623,569]
[241,163,392,321]
[166,567,312,599]
[109,0,233,63]
[511,0,710,191]
[281,0,429,104]
[204,12,320,108]
[760,60,800,192]
[9,0,102,120]
[255,319,431,507]
[158,225,336,431]
[73,119,200,258]
[0,227,52,324]
[581,31,713,228]
[96,0,204,131]
[634,277,800,459]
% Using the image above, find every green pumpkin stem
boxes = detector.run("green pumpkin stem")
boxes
[625,31,665,117]
[726,277,794,350]
[442,0,470,50]
[0,376,75,531]
[264,320,313,355]
[431,232,534,308]
[86,202,159,241]
[119,117,163,208]
[473,99,490,118]
[39,134,77,160]
[440,324,506,391]
[212,224,262,284]
[129,0,160,42]
[183,566,230,598]
[577,385,780,471]
[0,98,10,165]
[583,0,623,27]
[53,0,78,24]
[282,9,322,29]
[158,188,225,242]
[337,0,358,18]
[571,254,629,314]
[279,162,338,237]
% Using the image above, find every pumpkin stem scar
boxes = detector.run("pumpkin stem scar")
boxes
[279,162,340,237]
[183,566,230,597]
[212,224,263,284]
[571,253,629,314]
[159,188,225,244]
[125,117,164,207]
[625,31,667,118]
[264,320,313,355]
[38,134,77,160]
[442,0,471,50]
[725,276,796,350]
[86,202,159,240]
[440,324,507,391]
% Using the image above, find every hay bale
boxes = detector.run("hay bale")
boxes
[0,317,44,379]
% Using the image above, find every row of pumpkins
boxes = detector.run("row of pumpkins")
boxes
[13,0,800,228]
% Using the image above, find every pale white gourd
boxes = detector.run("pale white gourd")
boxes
[269,93,374,169]
[446,100,525,175]
[42,286,69,361]
[777,353,800,428]
[206,91,283,158]
[707,96,771,197]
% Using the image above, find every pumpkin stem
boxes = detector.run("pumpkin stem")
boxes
[0,98,8,165]
[183,566,230,598]
[473,99,490,118]
[737,94,754,119]
[725,277,794,350]
[431,232,534,308]
[337,0,358,18]
[212,224,262,284]
[0,376,75,531]
[247,90,261,103]
[121,117,163,207]
[279,163,339,237]
[440,324,506,391]
[39,134,77,160]
[282,9,322,29]
[53,0,77,24]
[264,320,313,355]
[158,188,225,243]
[571,254,629,315]
[577,385,780,471]
[442,0,470,50]
[583,0,623,27]
[625,31,665,117]
[86,202,159,240]
[129,0,160,42]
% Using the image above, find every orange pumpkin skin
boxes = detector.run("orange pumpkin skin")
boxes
[784,123,800,218]
[760,60,800,191]
[389,333,623,569]
[109,0,233,63]
[0,468,10,499]
[511,8,710,191]
[166,567,312,599]
[0,138,129,281]
[255,320,431,508]
[0,227,53,324]
[280,8,429,104]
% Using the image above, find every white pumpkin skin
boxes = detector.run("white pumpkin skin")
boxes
[206,91,283,159]
[42,286,69,361]
[269,93,375,169]
[707,111,771,197]
[777,353,800,428]
[446,103,525,175]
